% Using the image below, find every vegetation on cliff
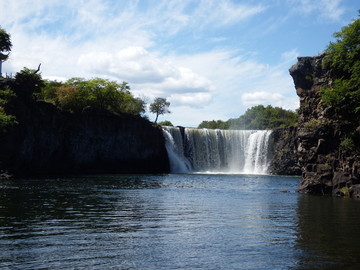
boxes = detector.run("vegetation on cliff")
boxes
[40,78,146,116]
[198,105,298,130]
[0,26,15,132]
[321,13,360,122]
[292,13,360,197]
[149,97,171,123]
[158,120,173,126]
[198,119,229,129]
[0,26,12,54]
[0,26,150,135]
[0,86,17,132]
[1,70,148,134]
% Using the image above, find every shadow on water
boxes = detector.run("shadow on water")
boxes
[0,174,163,228]
[0,175,168,269]
[295,195,360,270]
[2,174,360,269]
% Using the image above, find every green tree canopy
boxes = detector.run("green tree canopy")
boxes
[228,105,298,130]
[0,26,12,53]
[198,120,229,129]
[150,97,170,123]
[197,105,298,130]
[0,86,17,132]
[321,13,360,120]
[158,120,173,126]
[41,78,145,115]
[13,67,44,99]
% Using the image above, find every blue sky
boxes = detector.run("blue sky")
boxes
[0,0,358,127]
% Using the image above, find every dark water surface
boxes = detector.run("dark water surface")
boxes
[1,174,360,269]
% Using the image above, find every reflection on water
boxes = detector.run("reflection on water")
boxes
[0,174,360,269]
[296,195,360,269]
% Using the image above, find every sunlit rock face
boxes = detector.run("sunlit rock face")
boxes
[290,55,360,197]
[0,99,169,176]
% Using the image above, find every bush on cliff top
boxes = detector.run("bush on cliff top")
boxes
[41,78,146,116]
[321,13,360,121]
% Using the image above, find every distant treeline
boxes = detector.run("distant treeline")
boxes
[198,105,298,130]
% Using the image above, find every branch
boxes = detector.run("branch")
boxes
[34,63,41,74]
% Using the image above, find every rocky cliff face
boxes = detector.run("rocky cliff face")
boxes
[0,99,170,176]
[268,127,301,176]
[290,55,360,197]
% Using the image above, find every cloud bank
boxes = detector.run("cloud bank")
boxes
[0,0,356,126]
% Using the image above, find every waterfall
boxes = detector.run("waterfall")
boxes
[162,127,272,174]
[162,127,192,173]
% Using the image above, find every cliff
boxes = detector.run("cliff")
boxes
[0,98,170,177]
[268,127,301,176]
[289,55,360,197]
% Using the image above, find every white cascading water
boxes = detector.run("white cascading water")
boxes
[162,127,272,174]
[162,127,192,173]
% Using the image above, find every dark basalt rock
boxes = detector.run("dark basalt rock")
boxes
[268,127,301,176]
[0,98,170,177]
[290,55,360,197]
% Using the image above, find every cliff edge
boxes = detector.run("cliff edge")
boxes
[0,98,170,177]
[290,55,360,197]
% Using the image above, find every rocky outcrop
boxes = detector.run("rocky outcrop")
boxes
[268,127,301,176]
[290,55,360,197]
[0,99,170,177]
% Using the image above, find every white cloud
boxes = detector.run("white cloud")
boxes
[78,46,215,108]
[295,0,345,21]
[192,1,266,27]
[281,49,299,64]
[241,91,299,111]
[169,92,212,107]
[241,91,284,106]
[169,48,298,109]
[78,47,175,83]
[3,0,350,126]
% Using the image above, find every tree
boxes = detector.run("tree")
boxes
[321,13,360,120]
[227,105,298,130]
[0,27,12,77]
[150,97,170,123]
[198,120,229,129]
[0,26,12,53]
[158,120,173,126]
[40,78,145,116]
[13,67,44,99]
[54,85,90,113]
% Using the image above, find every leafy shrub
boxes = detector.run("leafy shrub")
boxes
[198,105,298,130]
[41,78,145,116]
[227,105,298,130]
[340,136,356,152]
[13,68,44,99]
[198,120,229,129]
[158,120,173,126]
[321,14,360,121]
[0,86,17,132]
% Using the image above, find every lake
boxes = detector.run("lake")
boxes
[1,174,360,269]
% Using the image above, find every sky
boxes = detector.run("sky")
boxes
[0,0,358,127]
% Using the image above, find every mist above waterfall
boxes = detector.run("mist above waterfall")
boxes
[163,126,272,174]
